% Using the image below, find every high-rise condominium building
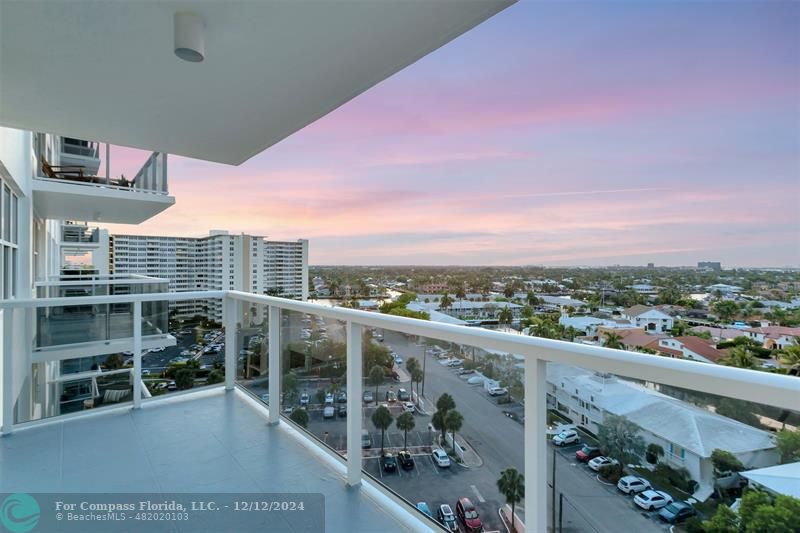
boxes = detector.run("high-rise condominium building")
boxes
[111,231,308,321]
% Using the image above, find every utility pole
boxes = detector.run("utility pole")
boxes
[421,345,427,397]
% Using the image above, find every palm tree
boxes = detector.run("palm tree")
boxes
[526,290,538,307]
[497,468,525,531]
[436,393,455,413]
[445,409,464,452]
[778,344,800,375]
[439,292,454,312]
[603,331,624,350]
[368,365,385,402]
[371,405,394,453]
[411,367,424,397]
[498,307,513,326]
[721,345,757,369]
[406,357,419,393]
[396,412,416,451]
[432,409,447,446]
[455,286,466,305]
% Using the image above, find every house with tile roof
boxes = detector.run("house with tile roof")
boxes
[657,336,727,364]
[744,326,800,350]
[623,305,674,332]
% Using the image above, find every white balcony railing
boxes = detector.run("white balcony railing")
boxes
[1,290,798,532]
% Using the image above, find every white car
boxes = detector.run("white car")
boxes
[299,393,310,406]
[322,405,335,419]
[324,393,334,405]
[431,449,451,468]
[588,456,619,471]
[446,359,463,367]
[617,475,652,495]
[552,430,579,446]
[402,402,415,413]
[488,386,508,397]
[634,490,673,511]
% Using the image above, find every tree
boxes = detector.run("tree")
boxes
[289,408,309,428]
[711,449,745,474]
[776,428,800,463]
[713,300,739,324]
[396,412,416,451]
[432,409,447,446]
[368,365,385,402]
[603,331,624,350]
[646,443,664,464]
[371,405,394,453]
[497,468,524,531]
[439,292,454,312]
[411,367,424,397]
[702,503,739,533]
[526,291,539,307]
[436,393,456,413]
[597,414,645,464]
[520,305,533,319]
[104,353,124,370]
[503,286,515,299]
[455,286,466,302]
[206,369,224,385]
[721,345,757,369]
[498,307,513,326]
[778,344,800,375]
[445,409,464,452]
[406,357,420,393]
[283,373,298,401]
[175,368,194,390]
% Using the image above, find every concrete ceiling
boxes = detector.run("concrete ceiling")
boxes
[0,1,514,165]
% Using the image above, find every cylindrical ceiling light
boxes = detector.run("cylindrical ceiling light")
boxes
[174,12,205,62]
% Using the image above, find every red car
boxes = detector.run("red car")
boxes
[455,497,483,532]
[575,444,602,463]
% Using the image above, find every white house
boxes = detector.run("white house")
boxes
[657,336,726,364]
[558,315,633,336]
[546,364,778,498]
[744,326,800,350]
[623,305,674,332]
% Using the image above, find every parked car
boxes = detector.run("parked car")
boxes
[552,430,580,446]
[416,502,433,518]
[337,391,347,403]
[381,453,398,473]
[322,405,335,419]
[299,393,310,406]
[432,449,451,468]
[402,402,415,413]
[259,393,269,403]
[386,390,397,403]
[617,476,652,495]
[658,501,697,523]
[361,429,372,449]
[324,393,334,405]
[634,490,673,511]
[337,405,347,417]
[455,497,483,533]
[437,504,458,531]
[398,451,414,470]
[488,386,508,397]
[446,359,463,367]
[575,444,602,462]
[394,355,403,365]
[458,368,475,375]
[362,390,374,403]
[397,388,410,401]
[588,456,619,471]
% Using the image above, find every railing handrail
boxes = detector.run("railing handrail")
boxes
[1,289,798,411]
[33,175,169,196]
[34,275,170,288]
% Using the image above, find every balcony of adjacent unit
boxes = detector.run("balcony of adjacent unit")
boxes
[59,222,101,250]
[58,137,101,175]
[32,273,175,361]
[32,145,175,224]
[1,290,797,533]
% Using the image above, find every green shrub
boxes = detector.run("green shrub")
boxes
[598,463,623,484]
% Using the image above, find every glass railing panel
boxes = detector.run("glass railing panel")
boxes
[361,327,520,532]
[35,302,134,348]
[141,297,224,399]
[235,302,270,406]
[280,309,348,458]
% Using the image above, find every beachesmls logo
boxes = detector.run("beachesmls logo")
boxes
[0,493,40,533]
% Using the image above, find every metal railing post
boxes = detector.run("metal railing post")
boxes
[1,309,15,434]
[524,357,547,533]
[346,321,363,486]
[224,296,237,391]
[162,153,168,193]
[133,301,142,409]
[267,305,280,425]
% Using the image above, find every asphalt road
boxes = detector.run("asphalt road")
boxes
[383,329,668,533]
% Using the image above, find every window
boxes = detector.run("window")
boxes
[0,179,19,299]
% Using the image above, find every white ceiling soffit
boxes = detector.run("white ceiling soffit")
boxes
[0,1,515,166]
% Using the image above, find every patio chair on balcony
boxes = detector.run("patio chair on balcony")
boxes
[41,156,113,185]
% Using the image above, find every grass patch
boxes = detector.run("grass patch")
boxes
[632,466,692,501]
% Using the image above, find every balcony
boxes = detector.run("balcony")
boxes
[32,152,174,224]
[1,290,798,532]
[59,223,100,250]
[59,138,101,175]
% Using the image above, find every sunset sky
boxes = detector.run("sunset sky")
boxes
[102,1,800,267]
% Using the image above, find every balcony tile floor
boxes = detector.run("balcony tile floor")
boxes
[0,389,421,532]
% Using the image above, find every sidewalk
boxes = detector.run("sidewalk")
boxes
[444,432,483,468]
[394,365,411,383]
